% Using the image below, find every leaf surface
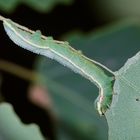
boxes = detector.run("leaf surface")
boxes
[0,0,73,13]
[106,51,140,140]
[0,103,45,140]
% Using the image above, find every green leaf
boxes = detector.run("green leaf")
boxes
[24,0,73,12]
[92,0,140,20]
[0,103,45,140]
[0,0,73,13]
[106,51,140,140]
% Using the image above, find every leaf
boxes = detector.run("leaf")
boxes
[106,51,140,140]
[0,0,18,13]
[0,103,45,140]
[24,0,73,12]
[0,0,73,13]
[92,0,140,20]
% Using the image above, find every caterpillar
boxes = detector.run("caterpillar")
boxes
[1,17,115,115]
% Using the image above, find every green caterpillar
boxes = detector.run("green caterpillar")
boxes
[2,18,114,115]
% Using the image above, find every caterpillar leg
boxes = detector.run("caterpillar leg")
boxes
[95,87,113,116]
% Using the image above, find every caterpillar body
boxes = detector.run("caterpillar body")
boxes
[3,18,114,115]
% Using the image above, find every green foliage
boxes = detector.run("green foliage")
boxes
[0,0,73,13]
[106,52,140,140]
[0,103,45,140]
[89,1,140,20]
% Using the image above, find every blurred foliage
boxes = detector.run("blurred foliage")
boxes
[35,20,140,139]
[90,0,140,20]
[0,103,45,140]
[0,0,73,13]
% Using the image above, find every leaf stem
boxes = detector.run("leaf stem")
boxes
[0,60,36,81]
